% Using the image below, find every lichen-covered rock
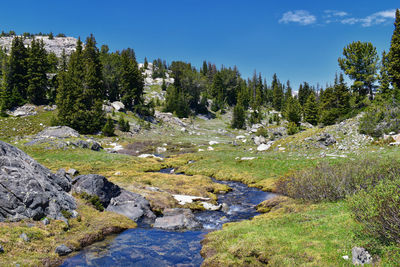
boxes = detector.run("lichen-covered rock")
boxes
[0,141,76,222]
[72,174,155,222]
[55,244,72,256]
[36,126,80,139]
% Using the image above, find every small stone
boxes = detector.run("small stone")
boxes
[20,233,29,242]
[342,255,349,260]
[352,247,372,265]
[42,218,50,225]
[0,245,4,253]
[55,244,72,256]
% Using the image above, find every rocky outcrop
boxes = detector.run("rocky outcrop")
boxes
[36,126,80,139]
[0,141,76,222]
[72,174,155,222]
[317,133,336,147]
[153,208,202,230]
[0,36,78,57]
[7,104,37,117]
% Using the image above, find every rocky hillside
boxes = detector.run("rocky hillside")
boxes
[0,36,78,57]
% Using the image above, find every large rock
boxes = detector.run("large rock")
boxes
[36,126,80,139]
[153,208,202,230]
[352,247,372,265]
[72,174,155,222]
[0,141,76,222]
[317,133,336,147]
[7,104,37,117]
[111,101,125,111]
[55,244,72,256]
[253,136,266,146]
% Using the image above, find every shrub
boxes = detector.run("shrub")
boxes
[276,158,400,202]
[255,127,269,138]
[348,178,400,244]
[61,210,72,219]
[118,115,130,132]
[359,104,400,138]
[102,116,115,136]
[287,121,299,135]
[79,192,104,212]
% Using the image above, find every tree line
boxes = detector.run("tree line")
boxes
[0,9,399,135]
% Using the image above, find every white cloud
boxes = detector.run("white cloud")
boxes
[324,10,348,18]
[341,9,396,27]
[279,10,316,26]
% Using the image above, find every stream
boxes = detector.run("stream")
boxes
[61,169,275,267]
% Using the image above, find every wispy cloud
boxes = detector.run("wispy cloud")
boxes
[280,9,396,27]
[324,10,348,18]
[341,9,396,27]
[279,10,316,26]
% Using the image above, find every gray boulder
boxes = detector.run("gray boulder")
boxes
[55,244,72,256]
[352,247,372,265]
[72,174,155,222]
[153,208,202,230]
[36,126,80,139]
[7,104,37,117]
[0,141,76,222]
[317,133,336,147]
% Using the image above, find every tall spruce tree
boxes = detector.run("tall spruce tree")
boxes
[284,95,302,126]
[388,9,400,102]
[377,51,391,102]
[56,36,105,134]
[2,37,29,109]
[27,38,49,105]
[119,48,144,111]
[304,92,318,125]
[272,73,283,111]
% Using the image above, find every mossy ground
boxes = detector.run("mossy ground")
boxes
[0,198,136,266]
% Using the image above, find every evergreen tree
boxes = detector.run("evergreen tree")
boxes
[304,92,318,125]
[56,36,105,134]
[334,73,350,117]
[298,82,312,107]
[27,38,49,105]
[144,57,148,69]
[102,116,115,136]
[377,51,391,102]
[272,73,283,111]
[119,48,144,110]
[284,96,302,126]
[231,103,245,129]
[284,80,292,106]
[338,41,379,99]
[388,9,400,101]
[1,37,29,109]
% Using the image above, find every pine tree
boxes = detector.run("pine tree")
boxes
[284,96,302,126]
[2,37,29,109]
[388,9,400,102]
[56,36,105,134]
[27,38,49,105]
[377,51,391,102]
[144,57,148,69]
[334,73,350,117]
[119,48,144,111]
[231,103,245,129]
[304,92,318,125]
[102,116,115,136]
[272,74,283,111]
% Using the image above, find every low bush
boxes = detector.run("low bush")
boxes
[79,192,104,211]
[359,104,400,138]
[348,178,400,244]
[286,122,299,135]
[276,158,400,202]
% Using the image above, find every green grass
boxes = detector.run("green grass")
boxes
[0,108,54,140]
[201,200,357,266]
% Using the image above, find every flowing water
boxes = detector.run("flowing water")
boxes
[61,170,275,267]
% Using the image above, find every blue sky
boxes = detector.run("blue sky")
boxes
[0,0,398,89]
